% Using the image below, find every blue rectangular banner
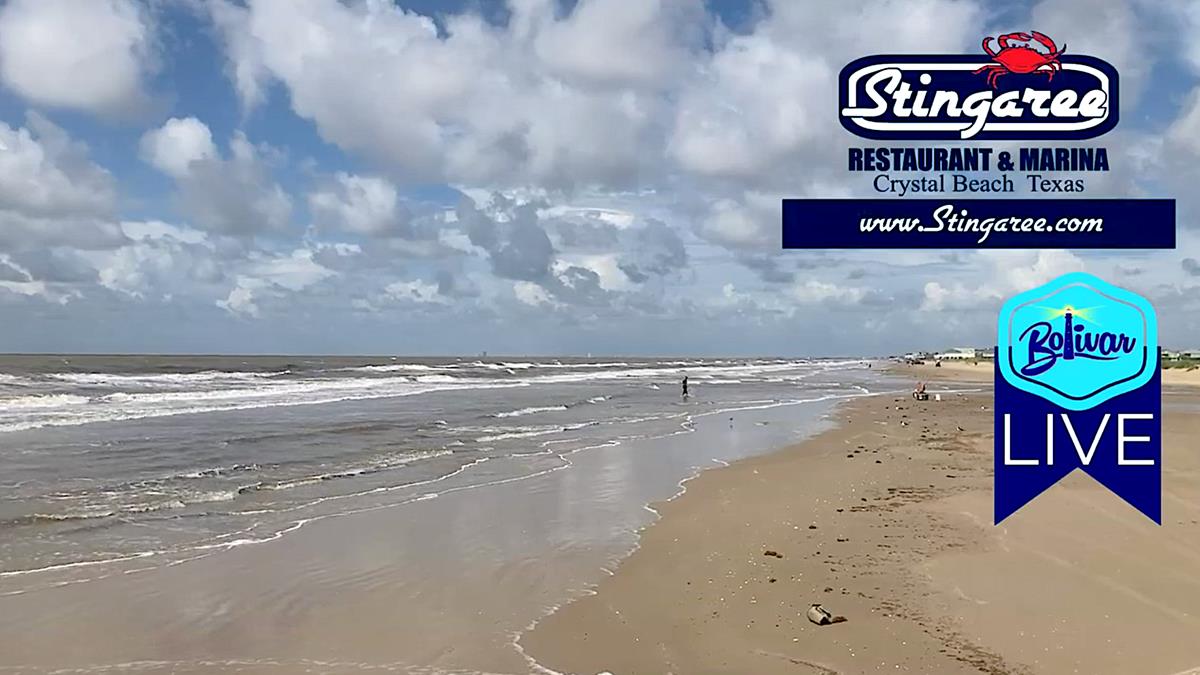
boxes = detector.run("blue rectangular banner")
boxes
[782,198,1175,249]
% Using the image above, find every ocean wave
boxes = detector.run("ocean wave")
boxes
[16,489,237,527]
[0,372,35,386]
[346,363,440,373]
[247,448,454,493]
[45,370,291,388]
[0,378,524,433]
[476,427,564,443]
[413,374,461,383]
[0,393,90,409]
[493,405,568,418]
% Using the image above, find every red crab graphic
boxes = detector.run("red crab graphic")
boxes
[973,31,1065,89]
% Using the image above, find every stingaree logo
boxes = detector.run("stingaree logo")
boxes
[840,31,1118,140]
[995,273,1160,524]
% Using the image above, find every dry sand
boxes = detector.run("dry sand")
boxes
[896,359,1200,388]
[522,381,1200,674]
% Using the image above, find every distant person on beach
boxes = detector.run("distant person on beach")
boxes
[681,376,689,399]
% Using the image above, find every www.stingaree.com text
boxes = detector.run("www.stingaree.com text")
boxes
[859,203,1102,244]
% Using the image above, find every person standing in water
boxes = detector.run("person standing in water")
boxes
[681,376,690,399]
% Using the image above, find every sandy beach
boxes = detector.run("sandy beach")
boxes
[523,375,1200,674]
[895,358,1200,389]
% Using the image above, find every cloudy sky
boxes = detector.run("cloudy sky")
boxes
[0,0,1198,356]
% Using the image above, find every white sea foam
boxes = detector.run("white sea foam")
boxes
[348,363,440,373]
[1,393,90,409]
[493,405,568,418]
[45,370,289,388]
[0,377,523,433]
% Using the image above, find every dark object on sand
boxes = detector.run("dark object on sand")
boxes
[764,549,783,558]
[807,604,847,626]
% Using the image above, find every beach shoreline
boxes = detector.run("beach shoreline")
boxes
[0,357,885,674]
[522,374,1200,674]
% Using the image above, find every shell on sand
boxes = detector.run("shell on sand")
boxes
[807,604,846,626]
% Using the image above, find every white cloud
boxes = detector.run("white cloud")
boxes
[0,113,116,219]
[700,193,782,248]
[139,117,218,179]
[1167,88,1200,157]
[140,119,292,235]
[384,279,445,304]
[0,0,153,115]
[554,254,630,291]
[921,250,1086,312]
[1030,0,1143,105]
[791,279,866,305]
[0,113,124,254]
[921,280,1001,312]
[513,280,554,306]
[309,173,411,237]
[244,249,333,291]
[217,277,263,318]
[214,249,335,318]
[670,0,980,182]
[670,34,833,178]
[121,220,208,246]
[532,0,704,88]
[209,0,678,188]
[997,249,1086,292]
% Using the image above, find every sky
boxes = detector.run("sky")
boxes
[0,0,1199,357]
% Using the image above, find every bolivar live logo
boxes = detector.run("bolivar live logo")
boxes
[995,273,1160,523]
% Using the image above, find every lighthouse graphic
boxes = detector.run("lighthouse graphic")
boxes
[1062,308,1075,361]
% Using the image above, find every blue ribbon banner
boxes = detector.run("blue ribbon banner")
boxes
[994,272,1161,524]
[782,199,1175,249]
[994,357,1161,524]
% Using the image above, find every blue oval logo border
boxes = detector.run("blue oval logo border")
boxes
[838,53,1120,141]
[997,272,1157,411]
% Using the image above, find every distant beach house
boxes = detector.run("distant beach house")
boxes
[935,347,978,361]
[1165,348,1200,361]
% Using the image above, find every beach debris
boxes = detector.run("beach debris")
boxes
[808,524,818,529]
[807,604,847,626]
[764,550,783,558]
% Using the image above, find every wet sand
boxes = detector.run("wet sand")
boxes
[522,383,1200,674]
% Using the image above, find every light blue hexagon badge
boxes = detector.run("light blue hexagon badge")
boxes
[998,272,1157,411]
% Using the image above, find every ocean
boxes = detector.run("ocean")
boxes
[0,355,891,672]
